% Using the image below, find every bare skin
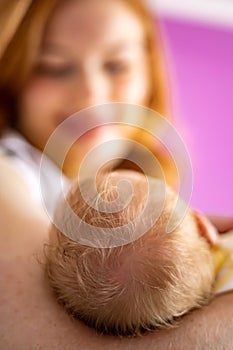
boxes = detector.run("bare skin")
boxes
[0,156,233,350]
[208,215,233,233]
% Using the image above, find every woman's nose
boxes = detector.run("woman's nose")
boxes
[68,71,110,113]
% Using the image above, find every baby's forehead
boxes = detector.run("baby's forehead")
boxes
[102,171,196,232]
[51,170,198,250]
[94,170,170,194]
[70,170,181,222]
[72,170,171,208]
[68,170,177,207]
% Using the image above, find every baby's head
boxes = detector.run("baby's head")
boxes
[45,170,215,336]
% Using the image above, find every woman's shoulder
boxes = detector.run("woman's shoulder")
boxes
[0,129,44,200]
[0,152,31,202]
[0,129,70,213]
[0,152,49,248]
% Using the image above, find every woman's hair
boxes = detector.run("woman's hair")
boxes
[122,0,169,115]
[0,0,169,133]
[0,0,58,131]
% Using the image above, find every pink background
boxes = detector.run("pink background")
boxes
[160,17,233,215]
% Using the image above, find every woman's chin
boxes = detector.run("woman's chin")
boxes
[62,135,130,179]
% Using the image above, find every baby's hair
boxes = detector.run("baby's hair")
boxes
[45,170,214,336]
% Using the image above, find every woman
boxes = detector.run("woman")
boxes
[0,0,232,348]
[0,0,176,203]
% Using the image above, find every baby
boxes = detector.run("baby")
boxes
[45,170,222,336]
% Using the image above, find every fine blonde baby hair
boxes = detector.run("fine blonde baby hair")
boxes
[45,170,215,336]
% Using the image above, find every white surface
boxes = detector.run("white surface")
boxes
[147,0,233,28]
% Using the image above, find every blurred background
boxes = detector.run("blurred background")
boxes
[149,0,233,215]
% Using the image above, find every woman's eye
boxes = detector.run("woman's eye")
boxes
[35,64,76,78]
[104,61,130,75]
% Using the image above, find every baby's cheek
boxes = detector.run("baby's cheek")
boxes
[194,212,219,246]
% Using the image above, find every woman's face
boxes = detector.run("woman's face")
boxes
[17,0,151,166]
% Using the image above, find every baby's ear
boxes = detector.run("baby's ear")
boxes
[193,211,219,246]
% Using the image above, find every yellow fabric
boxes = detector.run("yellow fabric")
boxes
[211,231,233,294]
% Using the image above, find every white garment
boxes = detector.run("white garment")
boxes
[213,230,233,294]
[0,129,70,215]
